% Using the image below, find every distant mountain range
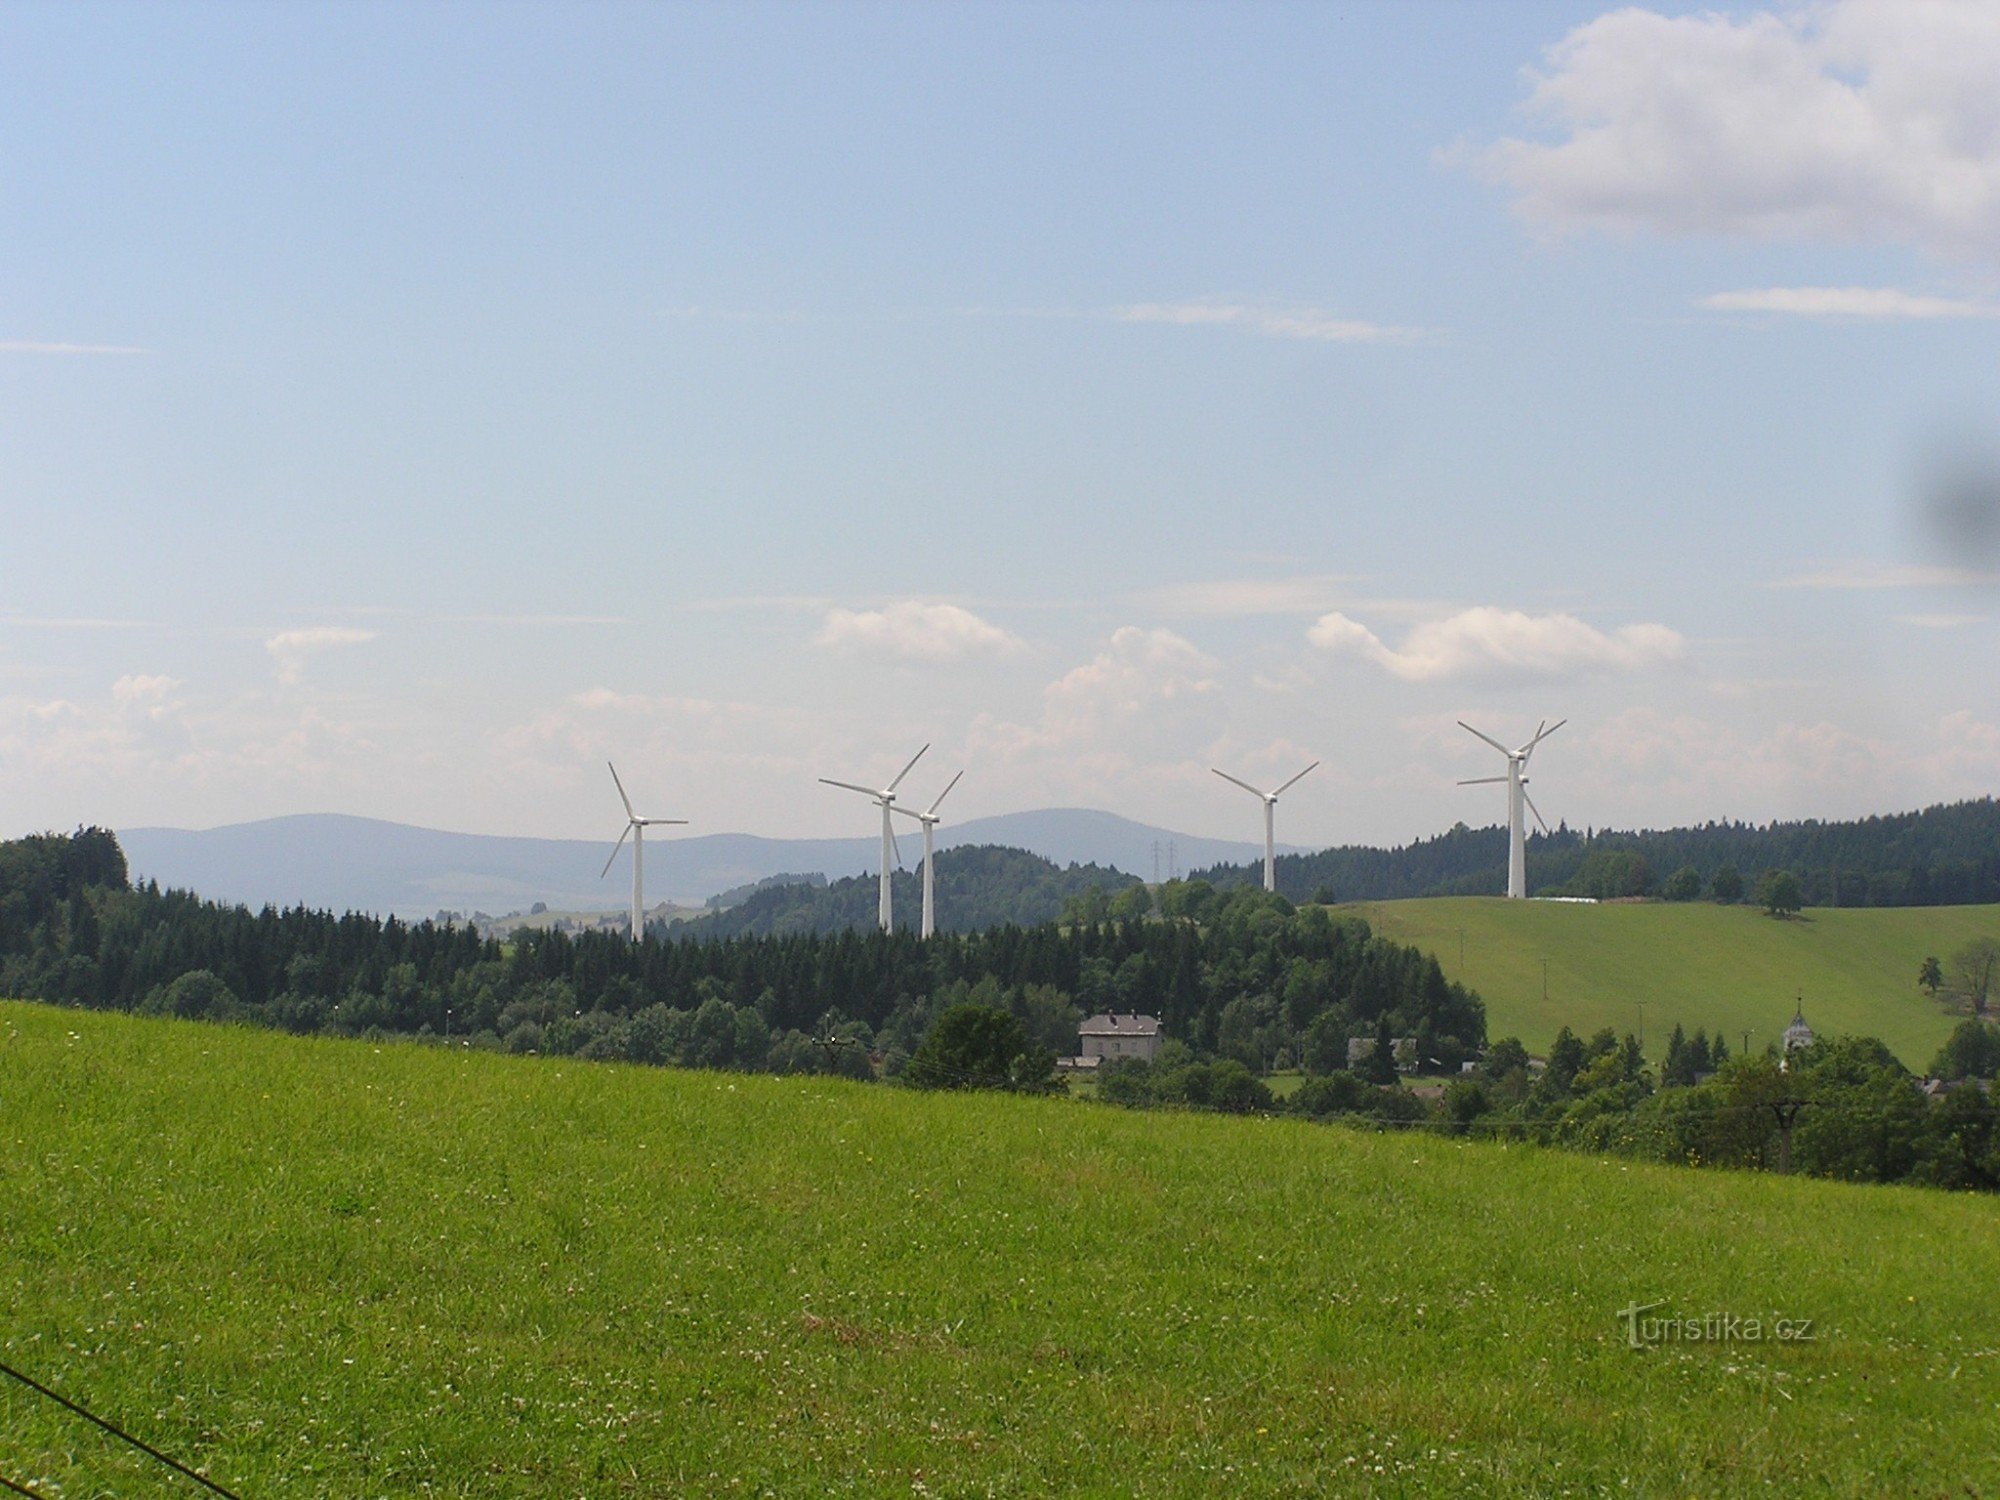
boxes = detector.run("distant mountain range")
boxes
[116,810,1288,918]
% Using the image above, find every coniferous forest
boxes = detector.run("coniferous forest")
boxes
[6,826,1997,1191]
[1199,797,2000,906]
[0,827,1482,1077]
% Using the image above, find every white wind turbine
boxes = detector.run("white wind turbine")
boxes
[600,762,687,942]
[820,743,928,932]
[892,770,963,939]
[1211,762,1319,892]
[1457,720,1564,899]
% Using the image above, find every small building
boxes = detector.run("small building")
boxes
[1078,1013,1162,1065]
[1783,1005,1814,1055]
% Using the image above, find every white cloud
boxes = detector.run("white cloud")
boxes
[1926,709,2000,782]
[1308,607,1685,682]
[965,628,1226,801]
[265,626,377,685]
[1132,574,1357,617]
[0,340,148,355]
[1896,613,1989,628]
[1766,561,2000,589]
[1476,1,2000,263]
[1700,286,2000,319]
[1582,707,1894,809]
[111,674,184,722]
[816,601,1022,660]
[1113,301,1423,343]
[1041,627,1217,738]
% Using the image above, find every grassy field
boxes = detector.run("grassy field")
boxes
[1352,897,2000,1069]
[4,1003,1997,1496]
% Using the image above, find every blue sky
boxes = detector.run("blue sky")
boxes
[5,0,1998,849]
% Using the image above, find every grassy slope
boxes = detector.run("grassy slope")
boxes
[3,1003,1997,1498]
[1353,898,2000,1068]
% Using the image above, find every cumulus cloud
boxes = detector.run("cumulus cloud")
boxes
[265,626,376,685]
[1308,607,1685,682]
[816,601,1022,660]
[966,627,1226,796]
[1113,301,1423,343]
[1041,627,1217,737]
[1700,286,2000,319]
[1475,1,2000,262]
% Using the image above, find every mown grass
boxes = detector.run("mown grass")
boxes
[1352,898,2000,1068]
[2,1000,1996,1497]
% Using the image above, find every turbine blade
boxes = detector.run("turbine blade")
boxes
[1523,718,1567,759]
[927,769,964,817]
[1523,791,1552,835]
[1459,721,1511,756]
[820,777,880,797]
[1457,776,1507,786]
[1273,760,1320,797]
[890,824,905,869]
[639,818,689,827]
[886,743,930,794]
[607,761,636,819]
[599,821,632,879]
[1211,768,1265,798]
[889,803,925,822]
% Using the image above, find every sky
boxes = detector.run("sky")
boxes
[4,0,1999,851]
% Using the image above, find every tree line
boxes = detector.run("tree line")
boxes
[678,845,1140,938]
[0,828,1483,1079]
[1198,797,2000,907]
[1089,1019,2000,1192]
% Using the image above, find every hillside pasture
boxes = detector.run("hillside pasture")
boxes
[2,1002,1996,1496]
[1353,897,2000,1068]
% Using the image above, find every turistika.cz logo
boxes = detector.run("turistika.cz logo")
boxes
[1617,1300,1816,1349]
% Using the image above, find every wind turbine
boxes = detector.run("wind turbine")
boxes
[892,770,962,939]
[600,762,688,942]
[1211,762,1319,892]
[820,743,928,932]
[1457,720,1564,899]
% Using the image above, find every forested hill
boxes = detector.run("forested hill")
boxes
[1199,798,2000,908]
[0,827,1483,1075]
[680,845,1140,938]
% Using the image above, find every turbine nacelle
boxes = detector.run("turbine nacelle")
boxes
[600,761,686,942]
[1457,720,1564,899]
[820,744,931,932]
[1210,761,1318,894]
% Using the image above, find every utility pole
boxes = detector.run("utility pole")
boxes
[1457,928,1465,969]
[1635,999,1648,1053]
[1766,1099,1808,1174]
[1541,957,1549,1003]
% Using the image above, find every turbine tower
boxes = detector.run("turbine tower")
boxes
[1210,762,1319,893]
[1457,720,1564,899]
[600,762,687,942]
[892,770,963,939]
[820,743,928,932]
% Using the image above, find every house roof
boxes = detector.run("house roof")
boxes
[1078,1013,1161,1037]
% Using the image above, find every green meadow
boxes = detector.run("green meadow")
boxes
[1353,898,2000,1068]
[3,1000,1997,1496]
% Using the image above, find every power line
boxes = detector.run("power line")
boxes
[0,1359,242,1499]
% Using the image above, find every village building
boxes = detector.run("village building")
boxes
[1077,1012,1162,1065]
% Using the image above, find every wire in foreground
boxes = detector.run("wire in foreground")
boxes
[0,1359,243,1499]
